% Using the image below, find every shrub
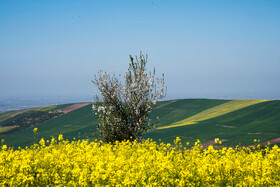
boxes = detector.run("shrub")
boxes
[92,52,166,143]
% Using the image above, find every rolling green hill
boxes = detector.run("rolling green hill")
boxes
[157,99,268,129]
[144,100,280,146]
[1,99,280,148]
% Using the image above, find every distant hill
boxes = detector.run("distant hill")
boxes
[0,99,280,148]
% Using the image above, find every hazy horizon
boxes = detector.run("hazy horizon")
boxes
[1,0,280,101]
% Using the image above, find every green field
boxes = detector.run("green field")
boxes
[1,99,280,148]
[158,99,269,129]
[0,109,29,123]
[144,100,280,146]
[0,104,97,148]
[0,103,72,126]
[32,103,73,112]
[0,126,17,133]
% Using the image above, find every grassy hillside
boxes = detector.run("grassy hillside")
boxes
[0,104,97,148]
[1,99,280,148]
[144,100,280,146]
[0,99,227,148]
[0,109,29,123]
[0,103,72,134]
[0,103,71,125]
[149,99,229,127]
[158,100,268,129]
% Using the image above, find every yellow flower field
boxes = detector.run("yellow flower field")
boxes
[1,135,280,186]
[158,99,269,129]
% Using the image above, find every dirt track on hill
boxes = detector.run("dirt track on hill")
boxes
[61,103,92,114]
[0,109,30,123]
[255,137,280,147]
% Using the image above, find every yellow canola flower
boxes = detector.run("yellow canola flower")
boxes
[214,138,219,143]
[1,145,7,150]
[0,135,279,186]
[58,134,63,141]
[39,138,45,147]
[33,128,38,133]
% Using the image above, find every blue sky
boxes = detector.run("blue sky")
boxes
[0,0,280,100]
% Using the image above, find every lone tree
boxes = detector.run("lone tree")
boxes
[92,52,166,143]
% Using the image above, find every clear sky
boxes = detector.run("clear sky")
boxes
[0,0,280,101]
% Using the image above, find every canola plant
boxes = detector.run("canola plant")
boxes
[0,134,280,186]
